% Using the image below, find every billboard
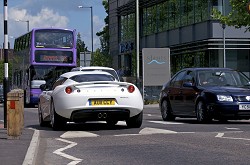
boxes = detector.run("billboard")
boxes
[143,48,170,86]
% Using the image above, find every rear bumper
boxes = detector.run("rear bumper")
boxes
[70,109,130,122]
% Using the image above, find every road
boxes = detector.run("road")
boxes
[3,104,250,165]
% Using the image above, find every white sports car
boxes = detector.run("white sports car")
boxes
[38,70,143,130]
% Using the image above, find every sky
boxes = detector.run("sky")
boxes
[0,0,107,50]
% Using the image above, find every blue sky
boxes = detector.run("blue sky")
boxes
[0,0,107,50]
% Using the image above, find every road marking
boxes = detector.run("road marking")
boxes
[54,138,82,165]
[225,127,240,130]
[60,131,99,138]
[115,127,178,137]
[148,120,184,125]
[215,133,250,141]
[22,129,40,165]
[139,127,177,134]
[145,114,161,117]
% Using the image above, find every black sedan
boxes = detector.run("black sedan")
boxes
[159,67,250,123]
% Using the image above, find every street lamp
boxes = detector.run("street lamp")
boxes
[78,5,94,64]
[222,0,226,68]
[15,19,29,32]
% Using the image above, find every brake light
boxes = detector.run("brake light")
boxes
[127,85,135,93]
[65,86,73,94]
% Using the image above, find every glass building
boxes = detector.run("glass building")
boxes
[109,0,250,78]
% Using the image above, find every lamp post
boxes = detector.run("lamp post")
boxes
[78,5,94,65]
[15,19,29,32]
[222,0,226,68]
[136,0,139,85]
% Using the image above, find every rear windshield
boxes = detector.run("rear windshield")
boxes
[70,74,116,83]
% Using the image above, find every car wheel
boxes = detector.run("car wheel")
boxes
[161,100,175,121]
[50,101,66,130]
[196,100,212,123]
[126,111,143,128]
[38,102,49,127]
[106,120,118,127]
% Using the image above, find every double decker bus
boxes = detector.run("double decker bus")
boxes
[12,28,77,107]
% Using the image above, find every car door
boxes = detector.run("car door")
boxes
[167,70,186,115]
[180,70,197,117]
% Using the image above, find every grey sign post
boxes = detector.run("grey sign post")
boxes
[142,48,171,101]
[80,52,91,67]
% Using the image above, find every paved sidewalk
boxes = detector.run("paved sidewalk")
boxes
[0,123,37,165]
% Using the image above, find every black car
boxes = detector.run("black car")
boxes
[159,67,250,123]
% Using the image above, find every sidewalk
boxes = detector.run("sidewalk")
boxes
[0,122,38,165]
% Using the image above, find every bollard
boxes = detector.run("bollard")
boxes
[7,89,24,139]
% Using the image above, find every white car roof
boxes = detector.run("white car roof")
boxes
[61,70,113,79]
[71,66,115,71]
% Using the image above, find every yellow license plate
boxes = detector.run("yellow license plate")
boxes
[90,99,115,106]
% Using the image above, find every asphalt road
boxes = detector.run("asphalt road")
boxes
[2,104,250,165]
[32,104,250,165]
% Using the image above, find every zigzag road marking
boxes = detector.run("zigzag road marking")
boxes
[114,127,178,137]
[54,138,82,165]
[61,131,99,138]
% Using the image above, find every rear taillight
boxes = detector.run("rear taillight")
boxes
[127,85,135,93]
[65,86,73,94]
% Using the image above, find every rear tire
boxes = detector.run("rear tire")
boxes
[50,101,66,130]
[126,111,143,128]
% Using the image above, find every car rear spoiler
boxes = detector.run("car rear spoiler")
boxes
[73,81,134,87]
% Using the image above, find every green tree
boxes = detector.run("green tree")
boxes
[94,0,112,66]
[212,0,250,31]
[76,32,87,66]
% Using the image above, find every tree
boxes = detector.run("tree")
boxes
[95,0,112,66]
[212,0,250,31]
[76,32,87,66]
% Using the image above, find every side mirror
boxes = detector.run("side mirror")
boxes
[40,84,47,91]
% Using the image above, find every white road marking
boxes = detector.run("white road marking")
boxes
[22,129,40,165]
[60,131,99,138]
[145,114,161,117]
[148,120,184,125]
[139,127,177,134]
[54,138,82,165]
[115,127,178,137]
[225,127,240,130]
[215,133,250,141]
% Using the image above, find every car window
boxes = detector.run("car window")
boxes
[183,71,195,84]
[52,77,68,90]
[80,69,119,81]
[170,71,186,87]
[70,74,116,83]
[198,70,250,87]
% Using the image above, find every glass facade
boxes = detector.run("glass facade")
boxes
[117,0,250,77]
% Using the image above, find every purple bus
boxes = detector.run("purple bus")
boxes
[12,28,77,107]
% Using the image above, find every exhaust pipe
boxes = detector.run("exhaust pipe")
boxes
[98,113,103,118]
[97,113,108,119]
[103,113,107,119]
